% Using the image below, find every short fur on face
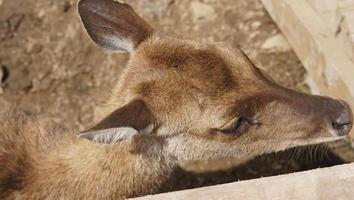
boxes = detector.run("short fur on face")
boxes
[95,37,350,160]
[77,0,353,161]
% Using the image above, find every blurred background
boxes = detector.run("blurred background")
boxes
[0,0,349,192]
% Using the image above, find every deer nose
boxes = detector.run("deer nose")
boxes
[330,100,353,136]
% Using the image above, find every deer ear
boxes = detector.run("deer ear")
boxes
[79,100,154,144]
[78,0,153,52]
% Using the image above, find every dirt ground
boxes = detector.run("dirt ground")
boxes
[0,0,346,193]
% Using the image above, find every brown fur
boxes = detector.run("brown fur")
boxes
[0,105,175,199]
[0,0,352,199]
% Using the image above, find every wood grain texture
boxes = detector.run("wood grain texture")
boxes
[132,163,354,200]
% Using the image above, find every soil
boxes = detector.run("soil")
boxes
[0,0,346,193]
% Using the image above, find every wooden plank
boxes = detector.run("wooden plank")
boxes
[308,0,354,61]
[308,0,340,33]
[132,163,354,200]
[339,8,354,60]
[260,0,354,138]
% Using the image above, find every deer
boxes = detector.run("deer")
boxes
[0,0,353,199]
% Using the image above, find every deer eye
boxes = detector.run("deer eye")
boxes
[221,117,252,135]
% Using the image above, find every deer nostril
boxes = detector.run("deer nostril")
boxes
[331,121,352,136]
[330,100,353,136]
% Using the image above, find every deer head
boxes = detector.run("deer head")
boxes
[78,0,353,161]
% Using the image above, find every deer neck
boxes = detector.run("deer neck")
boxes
[26,137,178,199]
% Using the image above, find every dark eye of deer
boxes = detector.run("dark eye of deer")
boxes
[221,117,252,135]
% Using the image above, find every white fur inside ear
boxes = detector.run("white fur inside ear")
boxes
[103,35,134,52]
[80,127,138,144]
